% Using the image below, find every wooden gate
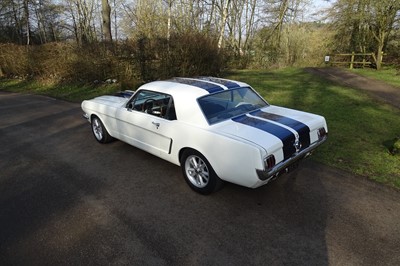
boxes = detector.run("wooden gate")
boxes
[325,52,384,69]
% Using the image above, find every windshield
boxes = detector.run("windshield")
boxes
[198,87,268,124]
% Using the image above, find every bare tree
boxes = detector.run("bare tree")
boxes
[23,0,30,45]
[165,0,174,40]
[0,0,28,44]
[65,0,97,44]
[101,0,112,41]
[369,0,400,69]
[329,0,400,70]
[33,0,47,43]
[218,0,230,48]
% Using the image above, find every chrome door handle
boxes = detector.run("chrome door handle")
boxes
[152,122,160,129]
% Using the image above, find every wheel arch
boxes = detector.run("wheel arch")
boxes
[90,113,113,135]
[178,147,197,164]
[178,147,220,176]
[177,135,265,187]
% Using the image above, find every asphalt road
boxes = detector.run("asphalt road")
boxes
[1,91,399,265]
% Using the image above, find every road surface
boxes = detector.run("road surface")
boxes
[0,91,399,265]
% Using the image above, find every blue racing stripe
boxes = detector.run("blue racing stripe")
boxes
[232,115,296,160]
[196,77,240,89]
[250,110,311,149]
[171,78,224,93]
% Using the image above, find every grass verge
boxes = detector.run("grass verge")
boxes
[350,67,400,88]
[1,69,400,188]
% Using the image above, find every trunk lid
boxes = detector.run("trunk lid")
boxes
[214,105,325,160]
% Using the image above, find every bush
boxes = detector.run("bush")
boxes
[133,32,223,80]
[0,43,123,82]
[250,23,333,69]
[0,44,29,77]
[0,33,223,85]
[392,137,400,155]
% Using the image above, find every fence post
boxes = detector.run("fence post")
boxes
[350,52,355,69]
[371,52,377,65]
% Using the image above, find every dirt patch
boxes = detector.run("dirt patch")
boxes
[305,67,400,109]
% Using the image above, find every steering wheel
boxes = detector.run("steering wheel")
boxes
[143,99,161,115]
[143,99,156,113]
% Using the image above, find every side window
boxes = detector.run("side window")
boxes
[165,98,177,121]
[127,90,177,121]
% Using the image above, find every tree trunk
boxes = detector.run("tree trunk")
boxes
[167,0,173,40]
[218,0,230,49]
[372,28,386,70]
[376,43,384,70]
[24,0,30,45]
[101,0,112,42]
[206,0,215,35]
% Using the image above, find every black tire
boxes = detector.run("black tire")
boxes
[180,149,224,194]
[91,116,113,144]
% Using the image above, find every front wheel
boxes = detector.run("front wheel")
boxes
[91,116,113,143]
[181,150,223,194]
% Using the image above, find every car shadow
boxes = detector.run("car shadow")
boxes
[211,160,329,265]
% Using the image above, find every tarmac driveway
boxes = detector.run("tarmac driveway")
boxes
[0,91,399,265]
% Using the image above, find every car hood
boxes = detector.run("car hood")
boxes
[213,105,325,157]
[90,95,127,107]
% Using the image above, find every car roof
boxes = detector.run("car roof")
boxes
[136,77,251,127]
[138,77,249,96]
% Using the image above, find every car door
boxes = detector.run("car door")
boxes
[114,90,175,157]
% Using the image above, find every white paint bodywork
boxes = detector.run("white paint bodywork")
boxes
[81,79,328,188]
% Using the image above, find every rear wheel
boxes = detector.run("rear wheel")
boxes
[181,150,223,194]
[91,116,113,143]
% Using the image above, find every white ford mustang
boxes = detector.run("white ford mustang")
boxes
[82,77,327,194]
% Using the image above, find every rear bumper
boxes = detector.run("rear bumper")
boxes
[256,135,327,181]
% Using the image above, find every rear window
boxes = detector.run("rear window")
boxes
[198,87,268,124]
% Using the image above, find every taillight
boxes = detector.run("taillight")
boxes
[264,155,276,170]
[318,127,327,140]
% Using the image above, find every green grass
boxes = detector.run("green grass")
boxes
[1,69,400,188]
[225,68,400,188]
[350,67,400,88]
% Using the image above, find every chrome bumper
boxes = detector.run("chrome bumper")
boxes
[257,135,327,181]
[82,113,90,121]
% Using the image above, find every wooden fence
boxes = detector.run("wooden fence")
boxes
[325,52,384,69]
